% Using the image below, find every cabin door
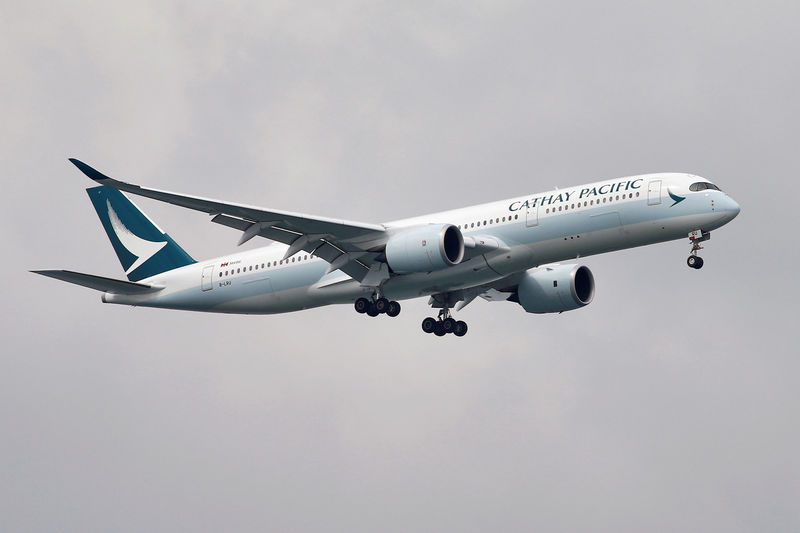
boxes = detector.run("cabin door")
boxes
[647,180,662,206]
[526,204,539,227]
[201,265,214,291]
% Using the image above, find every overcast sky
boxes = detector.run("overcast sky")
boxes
[2,1,799,531]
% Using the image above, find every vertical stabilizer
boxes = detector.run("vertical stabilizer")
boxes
[86,186,195,281]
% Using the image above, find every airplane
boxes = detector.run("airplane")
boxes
[33,159,740,337]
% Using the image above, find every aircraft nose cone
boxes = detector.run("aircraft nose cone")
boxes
[724,196,740,221]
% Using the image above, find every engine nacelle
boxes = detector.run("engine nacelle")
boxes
[385,224,465,273]
[516,264,595,313]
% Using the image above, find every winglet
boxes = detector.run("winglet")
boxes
[69,158,112,183]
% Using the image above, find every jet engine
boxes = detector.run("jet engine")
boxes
[385,224,464,273]
[516,264,595,313]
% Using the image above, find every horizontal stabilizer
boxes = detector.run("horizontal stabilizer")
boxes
[31,270,163,294]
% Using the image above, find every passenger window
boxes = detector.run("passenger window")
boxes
[219,272,222,277]
[636,192,640,197]
[616,195,619,200]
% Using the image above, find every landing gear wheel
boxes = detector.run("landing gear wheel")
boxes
[687,231,710,270]
[375,297,389,314]
[687,256,704,269]
[386,301,401,317]
[354,297,370,314]
[421,317,437,333]
[434,322,446,336]
[366,303,380,317]
[453,321,468,337]
[442,317,456,333]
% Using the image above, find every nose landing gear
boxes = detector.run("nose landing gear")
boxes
[687,230,710,270]
[687,255,704,269]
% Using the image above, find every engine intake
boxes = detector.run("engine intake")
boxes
[516,264,595,313]
[385,224,464,273]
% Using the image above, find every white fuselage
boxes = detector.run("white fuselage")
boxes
[102,173,740,313]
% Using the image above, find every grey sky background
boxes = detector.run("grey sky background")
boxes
[2,1,798,531]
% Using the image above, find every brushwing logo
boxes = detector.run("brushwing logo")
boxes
[668,188,686,207]
[106,200,167,274]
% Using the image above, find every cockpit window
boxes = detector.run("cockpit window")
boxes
[690,182,722,192]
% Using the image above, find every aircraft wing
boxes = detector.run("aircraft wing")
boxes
[69,159,387,281]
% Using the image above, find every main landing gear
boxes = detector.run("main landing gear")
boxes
[354,296,401,318]
[687,230,710,270]
[421,309,468,337]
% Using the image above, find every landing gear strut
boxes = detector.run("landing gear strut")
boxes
[354,295,401,318]
[687,230,710,270]
[421,308,468,337]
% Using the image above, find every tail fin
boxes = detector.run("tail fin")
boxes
[87,186,195,281]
